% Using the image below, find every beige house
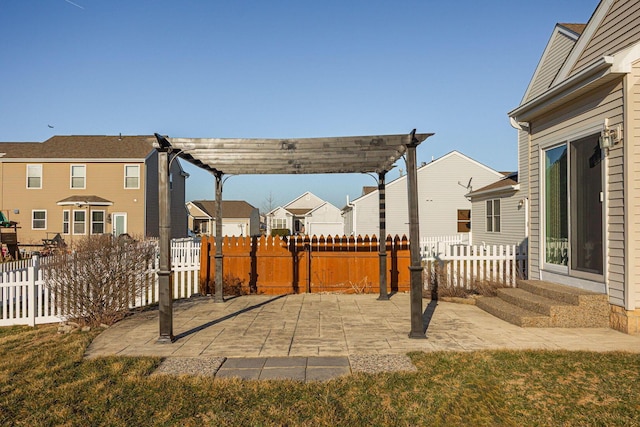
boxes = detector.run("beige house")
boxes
[186,200,260,237]
[0,135,188,248]
[508,0,640,334]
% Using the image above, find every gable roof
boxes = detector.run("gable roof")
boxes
[0,135,156,160]
[521,23,585,103]
[510,0,640,122]
[466,173,519,198]
[190,200,257,219]
[348,150,503,205]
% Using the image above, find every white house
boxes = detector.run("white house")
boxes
[186,200,260,237]
[267,191,343,236]
[342,151,505,240]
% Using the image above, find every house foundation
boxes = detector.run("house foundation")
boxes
[610,305,640,335]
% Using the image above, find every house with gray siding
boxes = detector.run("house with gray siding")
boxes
[508,0,640,334]
[342,151,504,241]
[467,173,527,249]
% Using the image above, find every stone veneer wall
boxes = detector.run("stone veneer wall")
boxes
[610,305,640,335]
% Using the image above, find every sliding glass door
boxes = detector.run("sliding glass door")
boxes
[570,134,603,276]
[543,133,603,278]
[544,145,568,268]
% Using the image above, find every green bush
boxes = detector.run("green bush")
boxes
[271,228,290,237]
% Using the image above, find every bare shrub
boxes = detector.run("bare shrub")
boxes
[223,273,250,296]
[424,260,508,299]
[43,235,156,327]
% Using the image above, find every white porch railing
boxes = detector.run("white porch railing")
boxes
[0,238,201,327]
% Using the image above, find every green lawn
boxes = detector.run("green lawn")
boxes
[1,325,639,426]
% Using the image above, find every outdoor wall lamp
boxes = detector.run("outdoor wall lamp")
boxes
[599,119,621,149]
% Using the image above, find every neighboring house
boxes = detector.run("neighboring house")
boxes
[0,135,188,247]
[466,172,527,248]
[266,191,343,236]
[186,200,259,237]
[508,0,640,333]
[342,151,505,241]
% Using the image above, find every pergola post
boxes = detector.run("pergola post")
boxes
[406,130,426,339]
[214,171,224,303]
[377,171,389,300]
[155,136,174,343]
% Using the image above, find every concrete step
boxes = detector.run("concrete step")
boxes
[517,279,608,305]
[496,287,608,327]
[476,296,551,327]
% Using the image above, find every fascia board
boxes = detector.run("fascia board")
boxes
[554,0,615,84]
[467,184,520,199]
[509,56,617,121]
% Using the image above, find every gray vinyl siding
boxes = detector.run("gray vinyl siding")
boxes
[529,79,625,304]
[527,32,578,101]
[471,192,526,248]
[571,0,640,75]
[518,129,529,203]
[631,60,640,309]
[349,152,503,240]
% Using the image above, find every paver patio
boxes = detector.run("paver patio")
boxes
[85,292,640,359]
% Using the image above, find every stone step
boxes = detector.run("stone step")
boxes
[517,279,608,305]
[476,296,551,327]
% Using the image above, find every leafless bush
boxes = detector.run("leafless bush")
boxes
[424,260,508,299]
[223,273,250,296]
[43,235,156,327]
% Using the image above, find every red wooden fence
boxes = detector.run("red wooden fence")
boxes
[199,235,411,295]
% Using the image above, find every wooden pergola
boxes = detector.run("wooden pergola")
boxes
[154,129,434,343]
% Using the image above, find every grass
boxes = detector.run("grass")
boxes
[1,325,640,426]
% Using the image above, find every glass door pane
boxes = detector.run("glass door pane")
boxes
[544,145,568,266]
[570,134,603,275]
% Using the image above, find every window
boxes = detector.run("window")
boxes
[486,200,500,232]
[32,210,46,229]
[91,211,105,234]
[73,210,86,234]
[457,209,471,233]
[62,210,70,234]
[124,165,140,189]
[27,164,42,189]
[271,218,287,229]
[71,165,86,189]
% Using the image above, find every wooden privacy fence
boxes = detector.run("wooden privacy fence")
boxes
[199,235,411,295]
[423,243,527,290]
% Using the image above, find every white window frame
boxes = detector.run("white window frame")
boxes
[91,210,105,234]
[486,199,501,233]
[70,164,86,189]
[62,210,70,235]
[73,210,86,235]
[26,164,42,189]
[124,164,140,189]
[271,218,287,229]
[32,210,47,230]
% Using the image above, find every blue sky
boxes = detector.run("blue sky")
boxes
[1,0,599,211]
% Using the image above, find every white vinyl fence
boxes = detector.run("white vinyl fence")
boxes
[422,239,527,289]
[0,238,201,327]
